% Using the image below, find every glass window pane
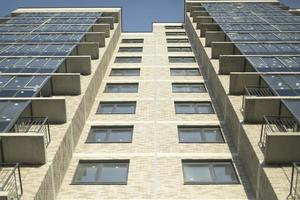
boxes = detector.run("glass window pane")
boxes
[170,69,200,76]
[73,161,129,184]
[98,104,114,114]
[105,84,138,93]
[182,161,238,184]
[167,39,189,43]
[196,103,214,114]
[115,57,142,63]
[116,104,135,114]
[118,47,143,52]
[175,103,195,114]
[172,84,205,93]
[109,129,132,142]
[213,164,237,183]
[97,103,136,114]
[110,69,140,76]
[165,26,183,29]
[75,164,98,183]
[87,127,133,143]
[179,128,201,142]
[183,163,212,183]
[87,128,107,142]
[179,127,223,143]
[100,163,128,183]
[202,128,223,142]
[121,39,144,43]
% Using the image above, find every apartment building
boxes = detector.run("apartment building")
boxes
[0,0,300,200]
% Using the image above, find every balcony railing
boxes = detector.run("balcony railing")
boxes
[288,162,300,200]
[0,163,22,199]
[242,87,275,110]
[259,116,299,148]
[11,117,51,147]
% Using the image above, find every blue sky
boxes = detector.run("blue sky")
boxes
[0,0,298,32]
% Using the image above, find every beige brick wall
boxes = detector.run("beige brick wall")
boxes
[56,24,254,200]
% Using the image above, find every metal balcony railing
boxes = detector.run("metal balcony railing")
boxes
[242,87,275,110]
[288,162,300,200]
[259,116,299,148]
[0,163,22,200]
[11,117,51,147]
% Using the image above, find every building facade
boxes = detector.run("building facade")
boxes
[0,1,299,199]
[186,0,300,199]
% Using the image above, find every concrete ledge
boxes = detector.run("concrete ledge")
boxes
[0,98,66,123]
[0,55,92,75]
[265,132,300,164]
[211,42,235,59]
[30,98,67,123]
[92,24,110,37]
[192,11,209,17]
[193,16,213,23]
[219,56,246,74]
[190,11,205,18]
[97,17,114,29]
[0,133,46,164]
[198,23,219,37]
[219,55,300,75]
[243,97,300,123]
[75,42,99,59]
[102,12,119,23]
[84,32,105,47]
[229,72,300,95]
[190,6,205,14]
[0,73,81,96]
[186,3,202,12]
[229,73,261,95]
[64,56,91,75]
[206,31,226,47]
[51,74,81,95]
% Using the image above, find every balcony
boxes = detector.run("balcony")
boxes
[0,117,50,164]
[259,116,300,164]
[288,162,300,200]
[242,87,275,111]
[260,116,299,148]
[0,163,22,200]
[11,117,51,147]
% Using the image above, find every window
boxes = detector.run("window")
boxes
[118,47,143,52]
[97,102,136,114]
[104,83,138,93]
[72,160,129,184]
[169,57,196,63]
[166,32,186,36]
[175,102,214,114]
[121,39,144,43]
[178,126,224,143]
[172,83,206,93]
[168,47,192,52]
[114,57,142,63]
[86,126,133,143]
[110,68,140,76]
[170,68,201,76]
[165,25,183,29]
[167,38,189,43]
[182,160,238,184]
